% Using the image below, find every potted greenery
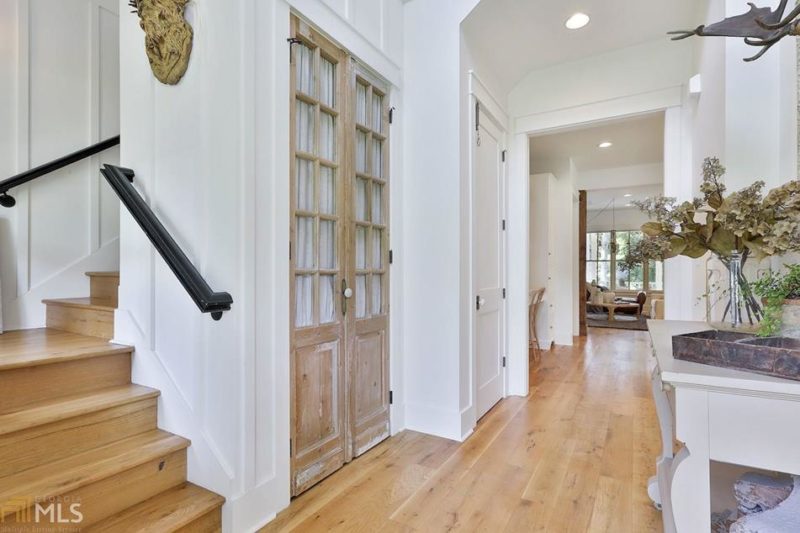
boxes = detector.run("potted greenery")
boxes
[753,265,800,338]
[623,157,800,327]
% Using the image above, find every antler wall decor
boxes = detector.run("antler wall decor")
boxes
[129,0,194,85]
[670,0,800,61]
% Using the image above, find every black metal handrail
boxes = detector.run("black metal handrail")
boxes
[100,164,233,320]
[0,137,232,320]
[0,136,121,207]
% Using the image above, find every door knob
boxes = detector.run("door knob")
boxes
[343,288,353,299]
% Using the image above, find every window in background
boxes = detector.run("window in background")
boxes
[587,230,664,292]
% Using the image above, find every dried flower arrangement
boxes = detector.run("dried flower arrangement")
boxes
[622,158,800,324]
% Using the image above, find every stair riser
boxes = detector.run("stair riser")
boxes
[0,399,157,478]
[47,305,114,340]
[89,276,119,308]
[4,450,187,530]
[0,354,131,414]
[175,508,223,533]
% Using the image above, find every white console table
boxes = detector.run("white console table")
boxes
[648,320,800,532]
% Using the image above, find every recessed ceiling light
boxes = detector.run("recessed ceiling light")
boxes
[624,193,633,198]
[565,13,591,30]
[598,141,613,149]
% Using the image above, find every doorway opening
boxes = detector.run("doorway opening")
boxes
[528,112,667,344]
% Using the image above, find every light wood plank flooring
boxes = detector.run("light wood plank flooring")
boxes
[263,328,662,532]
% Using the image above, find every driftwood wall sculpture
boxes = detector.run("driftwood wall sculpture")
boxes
[130,0,194,85]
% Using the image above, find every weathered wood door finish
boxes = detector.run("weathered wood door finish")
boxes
[290,19,348,496]
[290,18,391,495]
[348,70,391,458]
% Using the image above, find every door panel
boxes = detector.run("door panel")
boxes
[292,340,345,494]
[348,73,391,459]
[290,20,348,495]
[475,104,505,419]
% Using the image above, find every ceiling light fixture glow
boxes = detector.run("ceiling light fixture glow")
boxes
[624,193,633,198]
[565,13,591,30]
[598,141,613,149]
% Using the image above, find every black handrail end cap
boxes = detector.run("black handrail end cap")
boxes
[0,194,16,208]
[211,311,224,321]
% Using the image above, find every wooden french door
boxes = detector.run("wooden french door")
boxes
[289,17,391,496]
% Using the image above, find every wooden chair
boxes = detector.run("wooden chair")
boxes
[529,288,546,362]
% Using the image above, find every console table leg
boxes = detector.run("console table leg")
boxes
[671,388,711,533]
[649,368,674,510]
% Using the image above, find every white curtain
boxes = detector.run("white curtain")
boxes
[320,113,335,160]
[372,183,383,224]
[296,100,315,154]
[356,131,367,174]
[320,57,335,107]
[296,44,314,96]
[356,275,367,318]
[320,220,336,269]
[356,227,366,269]
[372,94,383,132]
[356,83,367,125]
[372,275,382,315]
[320,167,335,214]
[356,178,367,221]
[320,275,335,324]
[372,139,382,178]
[372,229,382,269]
[296,158,313,211]
[296,216,315,269]
[295,275,313,327]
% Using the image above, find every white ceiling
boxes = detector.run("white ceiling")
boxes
[587,185,663,211]
[530,112,665,173]
[462,0,698,92]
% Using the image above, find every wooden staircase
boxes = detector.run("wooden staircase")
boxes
[0,272,224,532]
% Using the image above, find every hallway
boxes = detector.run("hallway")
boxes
[263,329,662,532]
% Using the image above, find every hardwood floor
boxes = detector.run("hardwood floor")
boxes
[263,328,662,532]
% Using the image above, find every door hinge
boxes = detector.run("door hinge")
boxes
[389,249,394,264]
[502,288,507,299]
[475,102,480,131]
[389,107,396,124]
[502,150,507,162]
[389,390,394,404]
[502,219,506,231]
[476,295,481,311]
[289,242,292,261]
[289,438,293,456]
[502,356,507,368]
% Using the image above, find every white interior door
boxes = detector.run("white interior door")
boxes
[474,102,506,419]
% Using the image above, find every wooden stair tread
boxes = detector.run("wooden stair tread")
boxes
[85,271,120,278]
[0,384,158,436]
[43,297,117,311]
[86,482,225,532]
[0,429,189,517]
[0,328,131,370]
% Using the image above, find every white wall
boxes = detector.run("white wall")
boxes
[510,39,693,129]
[0,0,121,332]
[118,0,404,531]
[576,163,664,190]
[528,172,575,347]
[402,0,485,442]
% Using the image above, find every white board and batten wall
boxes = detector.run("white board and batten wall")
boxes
[118,0,404,531]
[0,0,121,332]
